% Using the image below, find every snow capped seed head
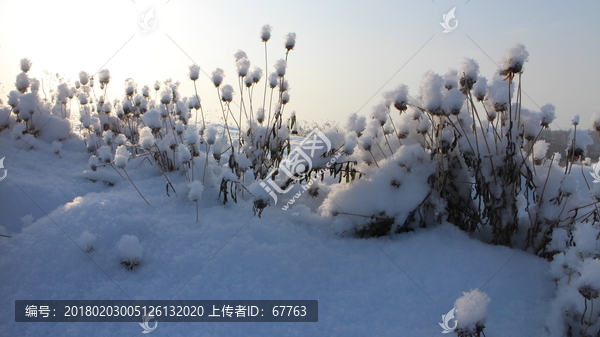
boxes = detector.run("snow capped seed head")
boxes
[221,84,234,102]
[79,93,88,105]
[279,80,289,92]
[236,58,251,78]
[371,103,389,126]
[473,76,487,102]
[460,58,479,90]
[419,71,444,115]
[256,107,265,124]
[189,95,200,110]
[442,88,464,116]
[234,50,248,62]
[488,74,511,112]
[79,71,90,86]
[98,145,113,163]
[114,145,130,169]
[572,115,580,126]
[206,125,217,145]
[8,90,20,108]
[124,78,137,97]
[141,85,150,98]
[211,68,225,87]
[139,126,154,150]
[500,43,529,75]
[20,58,32,73]
[346,112,367,133]
[88,155,100,171]
[114,134,126,146]
[30,78,40,92]
[74,80,81,89]
[410,107,422,120]
[244,73,255,87]
[57,83,69,103]
[454,289,491,333]
[159,104,169,118]
[117,234,143,266]
[15,72,30,93]
[142,109,162,130]
[268,72,279,88]
[343,132,357,155]
[189,64,200,81]
[540,103,555,128]
[103,130,115,144]
[384,84,409,112]
[160,88,172,105]
[133,94,143,107]
[281,91,290,105]
[52,141,62,155]
[178,144,192,164]
[251,67,262,84]
[184,124,199,145]
[284,32,296,50]
[261,24,272,42]
[154,80,161,91]
[98,69,111,85]
[188,181,204,202]
[78,231,96,253]
[416,116,431,134]
[274,59,287,77]
[443,69,459,90]
[102,102,111,114]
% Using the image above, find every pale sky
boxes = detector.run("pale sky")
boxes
[0,0,598,129]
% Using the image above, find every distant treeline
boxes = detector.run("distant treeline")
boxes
[541,129,600,163]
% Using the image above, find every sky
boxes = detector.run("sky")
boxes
[0,0,598,129]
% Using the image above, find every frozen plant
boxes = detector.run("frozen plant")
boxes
[500,43,529,75]
[20,58,32,73]
[211,68,225,88]
[454,289,490,337]
[260,24,272,42]
[284,32,296,51]
[117,235,143,270]
[188,64,200,81]
[78,231,96,253]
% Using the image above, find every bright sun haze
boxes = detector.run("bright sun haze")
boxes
[0,0,598,128]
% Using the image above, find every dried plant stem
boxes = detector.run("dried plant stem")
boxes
[121,167,151,206]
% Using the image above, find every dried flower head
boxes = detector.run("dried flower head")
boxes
[79,71,90,86]
[268,72,279,89]
[221,84,234,102]
[274,59,287,77]
[261,24,272,42]
[500,43,529,75]
[578,284,599,300]
[212,68,225,87]
[15,72,30,93]
[284,32,296,50]
[98,69,111,86]
[189,64,200,81]
[20,58,32,73]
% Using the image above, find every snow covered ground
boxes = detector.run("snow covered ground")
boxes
[0,131,554,336]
